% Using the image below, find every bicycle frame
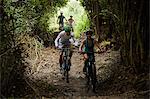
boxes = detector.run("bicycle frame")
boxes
[62,48,71,70]
[85,53,97,92]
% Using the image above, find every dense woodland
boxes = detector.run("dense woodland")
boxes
[0,0,149,98]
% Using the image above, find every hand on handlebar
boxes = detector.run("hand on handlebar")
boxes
[55,45,60,49]
[79,49,83,53]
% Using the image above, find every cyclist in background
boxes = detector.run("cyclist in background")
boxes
[79,29,101,73]
[57,12,67,31]
[68,15,75,32]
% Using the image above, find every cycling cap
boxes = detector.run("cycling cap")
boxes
[64,26,71,32]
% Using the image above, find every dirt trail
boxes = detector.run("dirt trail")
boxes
[25,47,128,98]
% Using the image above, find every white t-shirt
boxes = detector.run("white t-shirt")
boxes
[55,31,74,48]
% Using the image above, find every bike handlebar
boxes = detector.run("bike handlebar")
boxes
[72,50,101,54]
[57,48,100,54]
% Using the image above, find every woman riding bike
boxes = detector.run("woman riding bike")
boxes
[79,29,101,73]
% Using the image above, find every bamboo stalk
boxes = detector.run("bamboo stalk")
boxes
[136,0,144,67]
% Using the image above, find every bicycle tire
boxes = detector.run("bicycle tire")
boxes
[86,64,90,85]
[91,63,96,92]
[62,51,70,83]
[86,61,97,92]
[66,69,69,83]
[86,62,93,89]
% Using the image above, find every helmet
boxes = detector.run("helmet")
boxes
[64,26,71,32]
[60,11,63,14]
[85,29,93,36]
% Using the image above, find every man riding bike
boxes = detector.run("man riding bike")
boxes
[57,12,67,31]
[79,29,101,73]
[55,26,75,71]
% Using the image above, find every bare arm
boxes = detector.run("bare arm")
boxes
[71,32,75,43]
[71,36,75,43]
[73,19,75,24]
[79,39,85,52]
[54,32,63,47]
[64,17,67,21]
[94,40,101,50]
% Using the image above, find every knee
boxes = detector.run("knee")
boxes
[60,54,63,59]
[84,54,88,60]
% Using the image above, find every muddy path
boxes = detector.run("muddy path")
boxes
[25,47,132,98]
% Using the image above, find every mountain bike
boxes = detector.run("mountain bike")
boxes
[85,52,97,92]
[61,47,71,83]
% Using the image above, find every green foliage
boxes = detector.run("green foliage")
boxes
[74,12,90,38]
[47,0,90,38]
[1,0,68,97]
